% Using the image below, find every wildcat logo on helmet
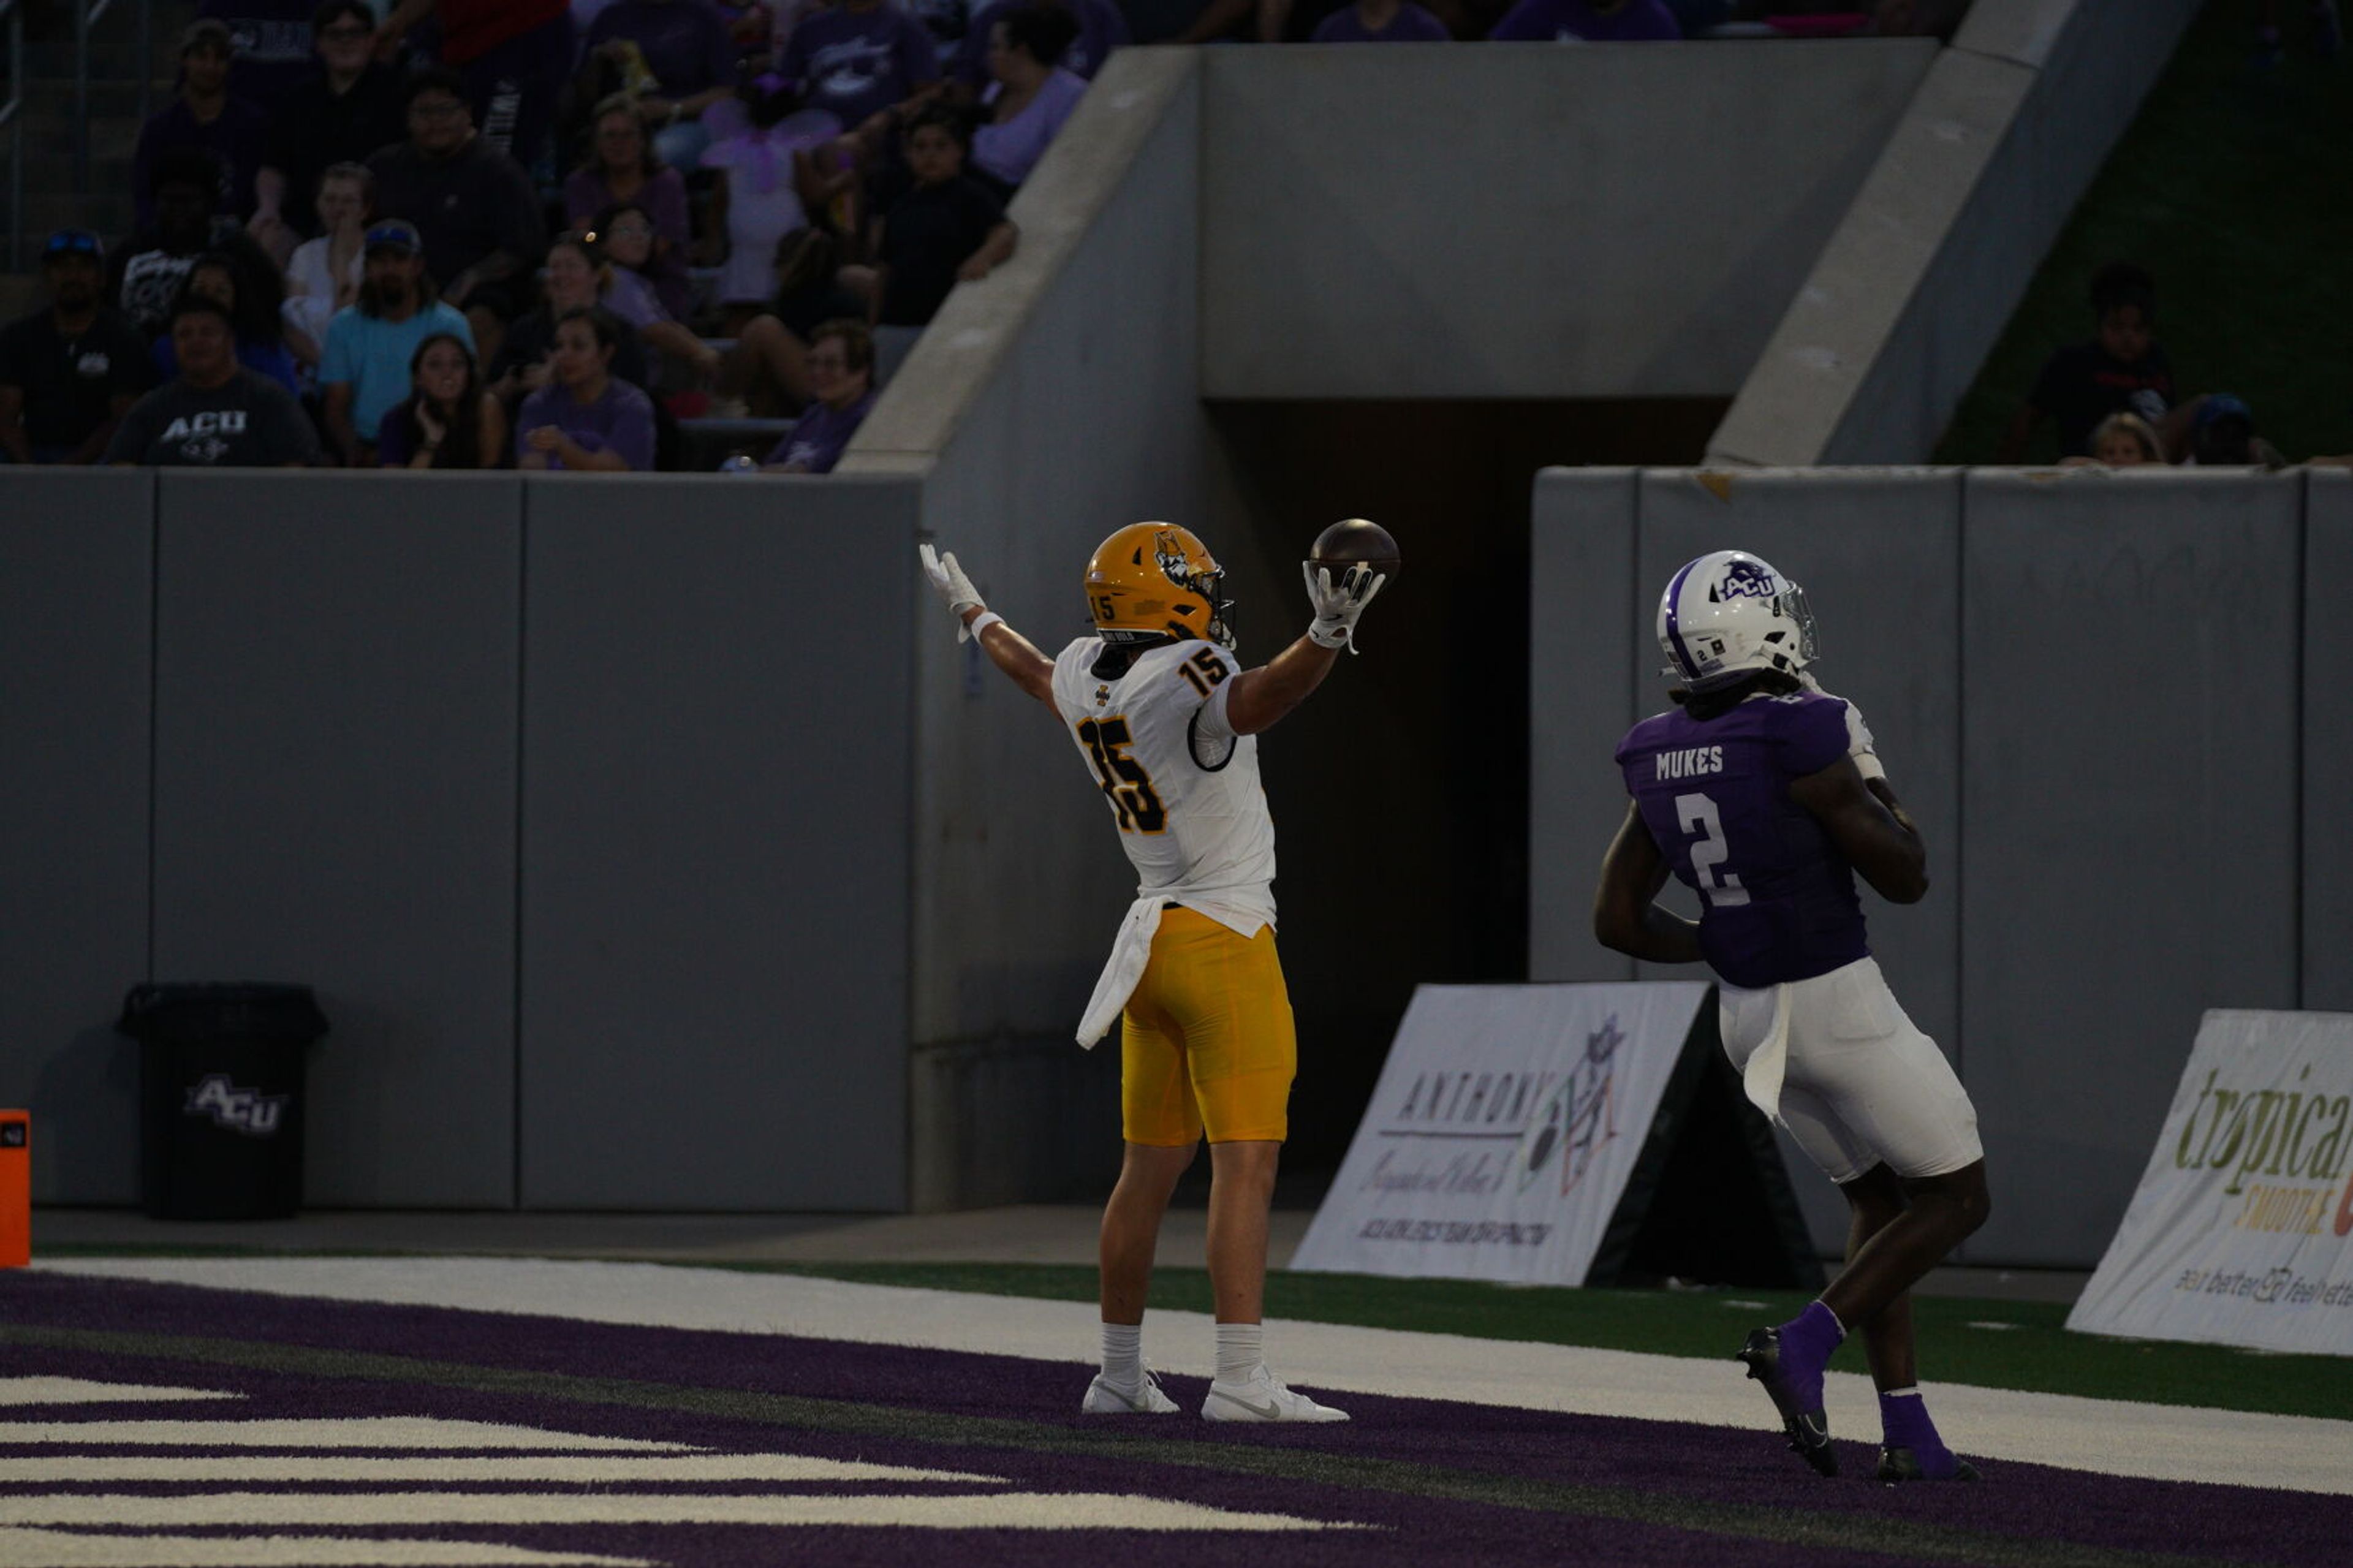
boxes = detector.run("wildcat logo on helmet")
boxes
[1716,559,1781,600]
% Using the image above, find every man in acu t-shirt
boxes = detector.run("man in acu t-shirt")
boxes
[1596,550,1987,1488]
[0,231,156,464]
[105,297,323,466]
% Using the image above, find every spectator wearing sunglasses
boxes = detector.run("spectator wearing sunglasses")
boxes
[0,231,156,464]
[320,219,477,466]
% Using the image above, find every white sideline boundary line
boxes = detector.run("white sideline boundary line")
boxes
[34,1256,2353,1497]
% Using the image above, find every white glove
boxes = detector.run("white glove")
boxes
[1800,671,1885,781]
[919,542,987,642]
[1303,561,1386,653]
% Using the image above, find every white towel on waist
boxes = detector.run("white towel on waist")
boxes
[1738,982,1796,1123]
[1076,896,1165,1048]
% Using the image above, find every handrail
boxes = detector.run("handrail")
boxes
[1,0,21,271]
[74,0,151,192]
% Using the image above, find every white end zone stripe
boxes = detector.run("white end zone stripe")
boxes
[0,1493,1360,1532]
[0,1454,1001,1484]
[0,1532,650,1567]
[0,1380,241,1407]
[0,1418,691,1452]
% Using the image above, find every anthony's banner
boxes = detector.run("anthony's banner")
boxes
[1292,982,1711,1286]
[2069,1010,2353,1356]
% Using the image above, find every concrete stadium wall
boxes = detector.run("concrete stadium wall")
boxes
[1710,0,2203,466]
[1199,40,1936,401]
[0,471,154,1205]
[0,473,922,1211]
[1530,465,2346,1268]
[844,49,1209,1210]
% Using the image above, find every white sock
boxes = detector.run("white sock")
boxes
[1214,1322,1264,1382]
[1099,1322,1142,1387]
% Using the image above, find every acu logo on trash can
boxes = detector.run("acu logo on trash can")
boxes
[184,1075,289,1137]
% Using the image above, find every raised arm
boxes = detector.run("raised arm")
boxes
[920,542,1055,705]
[1222,563,1383,736]
[1593,801,1702,964]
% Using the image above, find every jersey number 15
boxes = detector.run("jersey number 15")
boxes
[1675,792,1750,908]
[1078,717,1167,834]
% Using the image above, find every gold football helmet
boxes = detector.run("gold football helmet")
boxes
[1083,522,1235,648]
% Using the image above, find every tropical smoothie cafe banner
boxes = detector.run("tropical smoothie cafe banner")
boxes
[1292,983,1818,1289]
[2070,1010,2353,1356]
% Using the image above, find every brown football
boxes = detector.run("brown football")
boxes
[1308,518,1401,585]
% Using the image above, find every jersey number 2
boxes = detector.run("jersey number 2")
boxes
[1675,792,1750,908]
[1078,718,1167,834]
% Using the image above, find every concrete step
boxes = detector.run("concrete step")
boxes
[18,77,171,119]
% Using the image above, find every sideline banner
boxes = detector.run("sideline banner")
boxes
[1291,983,1713,1286]
[2068,1010,2353,1356]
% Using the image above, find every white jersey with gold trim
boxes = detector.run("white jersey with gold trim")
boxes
[1050,636,1277,936]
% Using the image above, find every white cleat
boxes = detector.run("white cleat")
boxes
[1200,1366,1349,1424]
[1081,1369,1180,1415]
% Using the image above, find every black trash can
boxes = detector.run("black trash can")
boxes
[119,983,330,1221]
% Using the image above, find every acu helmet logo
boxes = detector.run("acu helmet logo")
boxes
[1716,559,1779,601]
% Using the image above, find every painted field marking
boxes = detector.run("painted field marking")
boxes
[0,1453,1002,1484]
[0,1531,650,1567]
[0,1379,241,1407]
[0,1492,1357,1532]
[47,1257,2351,1495]
[0,1418,691,1451]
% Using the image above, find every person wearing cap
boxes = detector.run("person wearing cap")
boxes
[132,19,274,229]
[320,218,477,466]
[0,231,156,464]
[104,295,322,467]
[2183,394,2287,470]
[366,67,546,373]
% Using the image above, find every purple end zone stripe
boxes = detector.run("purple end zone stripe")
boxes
[1661,556,1703,681]
[7,1271,2351,1568]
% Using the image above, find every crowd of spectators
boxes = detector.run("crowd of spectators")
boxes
[5,0,1970,477]
[2001,263,2316,472]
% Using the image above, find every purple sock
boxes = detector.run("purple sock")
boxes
[1879,1388,1960,1475]
[1775,1300,1844,1405]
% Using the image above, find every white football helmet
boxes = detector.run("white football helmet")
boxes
[1656,550,1817,692]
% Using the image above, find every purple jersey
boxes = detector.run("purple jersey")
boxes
[1615,689,1866,990]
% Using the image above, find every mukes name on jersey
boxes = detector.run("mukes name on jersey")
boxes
[1654,745,1724,781]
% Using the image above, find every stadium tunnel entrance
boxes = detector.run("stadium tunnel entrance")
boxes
[1193,398,1728,1178]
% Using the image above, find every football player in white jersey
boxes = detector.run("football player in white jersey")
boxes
[920,523,1384,1422]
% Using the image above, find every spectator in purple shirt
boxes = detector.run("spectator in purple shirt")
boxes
[564,99,695,319]
[781,0,941,133]
[955,0,1127,85]
[970,4,1088,195]
[517,306,659,471]
[1313,0,1451,39]
[762,318,875,473]
[581,0,745,167]
[134,21,275,228]
[1487,0,1680,39]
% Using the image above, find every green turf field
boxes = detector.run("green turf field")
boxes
[1934,0,2353,464]
[751,1260,2353,1422]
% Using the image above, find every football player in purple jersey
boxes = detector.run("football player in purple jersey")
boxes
[1593,550,1989,1483]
